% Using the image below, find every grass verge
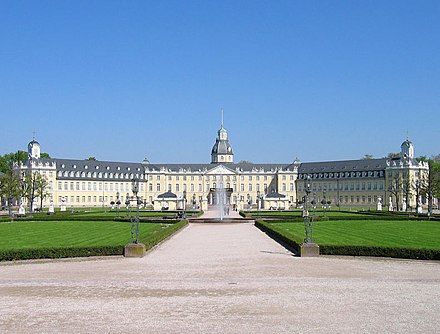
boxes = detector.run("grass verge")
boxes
[0,220,187,261]
[255,220,440,260]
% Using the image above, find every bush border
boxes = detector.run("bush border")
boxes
[255,220,440,260]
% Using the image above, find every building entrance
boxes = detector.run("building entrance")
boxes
[208,187,233,206]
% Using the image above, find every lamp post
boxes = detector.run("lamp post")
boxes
[257,190,262,219]
[130,178,140,244]
[115,191,120,218]
[300,175,319,256]
[321,190,328,218]
[123,177,146,257]
[183,190,187,218]
[303,175,314,243]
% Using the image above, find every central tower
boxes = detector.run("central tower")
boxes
[211,111,234,164]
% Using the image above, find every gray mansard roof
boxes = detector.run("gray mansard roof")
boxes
[45,156,403,182]
[211,139,233,155]
[298,158,389,174]
[54,158,145,181]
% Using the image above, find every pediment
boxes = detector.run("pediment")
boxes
[206,164,236,175]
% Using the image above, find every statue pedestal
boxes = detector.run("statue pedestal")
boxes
[300,242,320,257]
[124,243,146,258]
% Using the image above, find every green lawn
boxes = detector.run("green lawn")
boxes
[0,220,187,261]
[264,220,440,250]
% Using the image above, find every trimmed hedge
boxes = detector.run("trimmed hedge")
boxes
[0,219,188,262]
[255,220,440,260]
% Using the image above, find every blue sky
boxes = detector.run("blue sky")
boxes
[1,0,439,163]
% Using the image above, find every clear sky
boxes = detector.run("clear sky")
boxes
[1,0,439,164]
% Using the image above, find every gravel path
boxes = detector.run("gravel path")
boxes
[0,222,439,333]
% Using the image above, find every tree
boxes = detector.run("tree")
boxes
[20,172,40,213]
[386,153,400,159]
[388,174,402,211]
[361,154,373,160]
[421,160,440,215]
[401,171,412,211]
[0,151,28,174]
[0,172,21,216]
[87,157,97,161]
[35,174,50,210]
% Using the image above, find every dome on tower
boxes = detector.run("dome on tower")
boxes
[211,123,234,163]
[28,139,41,160]
[400,138,414,159]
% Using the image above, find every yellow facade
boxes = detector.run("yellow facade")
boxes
[16,132,430,212]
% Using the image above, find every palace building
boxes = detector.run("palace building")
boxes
[16,123,430,212]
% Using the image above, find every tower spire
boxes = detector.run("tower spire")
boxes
[221,109,224,127]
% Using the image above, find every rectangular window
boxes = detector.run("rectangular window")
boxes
[58,182,62,190]
[88,196,91,203]
[367,182,372,190]
[356,182,360,190]
[198,184,202,192]
[64,182,68,190]
[82,196,85,203]
[82,182,86,190]
[149,184,153,191]
[290,183,294,191]
[361,182,366,190]
[157,184,160,191]
[241,184,244,192]
[282,183,286,191]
